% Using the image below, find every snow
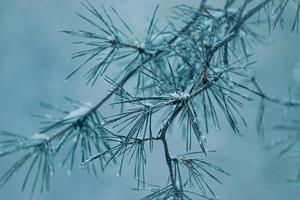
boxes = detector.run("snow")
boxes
[107,36,115,41]
[139,42,145,49]
[31,132,50,140]
[64,104,92,120]
[170,91,190,99]
[227,8,238,13]
[133,40,146,49]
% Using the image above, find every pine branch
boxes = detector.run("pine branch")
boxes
[2,0,300,199]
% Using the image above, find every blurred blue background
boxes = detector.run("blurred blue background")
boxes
[1,0,300,199]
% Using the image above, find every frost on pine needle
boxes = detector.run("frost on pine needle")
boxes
[64,103,92,120]
[2,0,300,199]
[170,91,190,99]
[31,132,50,141]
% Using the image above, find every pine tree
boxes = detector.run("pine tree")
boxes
[1,0,300,199]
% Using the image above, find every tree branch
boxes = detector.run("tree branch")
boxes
[209,0,272,58]
[159,104,184,199]
[47,1,208,142]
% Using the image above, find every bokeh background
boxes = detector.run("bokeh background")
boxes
[1,0,300,199]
